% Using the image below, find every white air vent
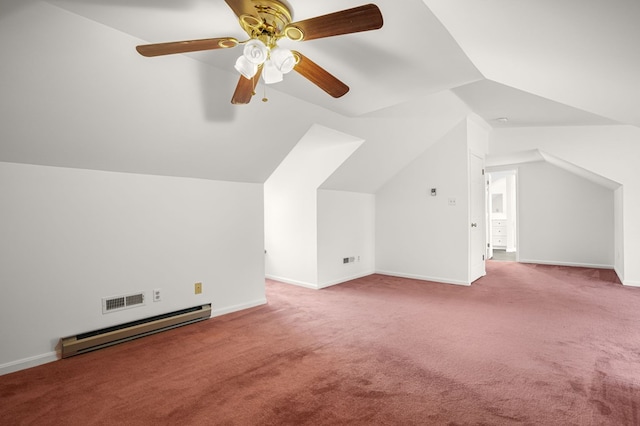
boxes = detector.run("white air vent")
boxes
[102,292,145,314]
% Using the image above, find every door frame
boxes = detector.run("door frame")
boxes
[486,168,519,261]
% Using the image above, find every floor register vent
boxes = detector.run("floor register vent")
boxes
[61,304,212,358]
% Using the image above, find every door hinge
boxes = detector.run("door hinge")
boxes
[482,254,485,260]
[487,243,490,247]
[482,168,485,175]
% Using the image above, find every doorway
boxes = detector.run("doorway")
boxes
[487,170,517,261]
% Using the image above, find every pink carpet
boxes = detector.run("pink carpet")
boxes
[1,261,639,425]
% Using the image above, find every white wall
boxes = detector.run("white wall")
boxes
[491,125,640,285]
[317,190,375,288]
[517,161,614,268]
[375,120,471,285]
[0,162,266,374]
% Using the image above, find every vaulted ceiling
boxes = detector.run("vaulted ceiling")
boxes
[1,0,638,189]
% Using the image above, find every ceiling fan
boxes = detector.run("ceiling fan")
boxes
[136,0,383,104]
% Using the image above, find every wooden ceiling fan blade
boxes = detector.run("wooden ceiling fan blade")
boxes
[136,37,238,57]
[292,51,349,98]
[284,4,383,42]
[231,67,263,104]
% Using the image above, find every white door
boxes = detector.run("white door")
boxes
[469,153,486,282]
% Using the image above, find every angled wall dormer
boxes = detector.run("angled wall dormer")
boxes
[264,124,372,288]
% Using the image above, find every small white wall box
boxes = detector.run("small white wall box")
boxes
[431,188,437,196]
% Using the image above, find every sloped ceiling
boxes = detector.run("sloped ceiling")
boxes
[424,0,640,127]
[0,0,637,190]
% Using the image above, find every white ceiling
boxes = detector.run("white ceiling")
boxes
[39,0,638,124]
[1,0,638,189]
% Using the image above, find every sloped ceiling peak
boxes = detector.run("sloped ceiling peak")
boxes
[424,0,640,127]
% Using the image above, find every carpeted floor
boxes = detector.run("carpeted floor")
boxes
[1,262,640,425]
[491,249,517,262]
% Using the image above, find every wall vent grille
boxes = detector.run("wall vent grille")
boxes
[102,292,145,314]
[126,294,144,306]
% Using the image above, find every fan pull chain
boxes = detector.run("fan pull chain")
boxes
[262,83,268,102]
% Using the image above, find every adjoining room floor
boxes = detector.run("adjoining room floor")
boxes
[491,249,516,261]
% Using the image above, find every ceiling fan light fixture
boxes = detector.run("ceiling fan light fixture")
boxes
[262,59,283,84]
[243,39,268,65]
[234,55,258,79]
[270,47,296,73]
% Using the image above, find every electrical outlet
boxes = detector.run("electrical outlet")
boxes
[153,288,161,302]
[194,282,202,294]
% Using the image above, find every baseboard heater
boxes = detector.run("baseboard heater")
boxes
[60,304,212,358]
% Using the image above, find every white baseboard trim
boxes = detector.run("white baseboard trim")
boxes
[518,259,614,270]
[318,271,375,289]
[211,298,267,318]
[0,351,58,376]
[375,270,470,286]
[265,274,318,289]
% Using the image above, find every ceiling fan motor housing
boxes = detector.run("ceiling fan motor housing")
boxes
[239,0,297,47]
